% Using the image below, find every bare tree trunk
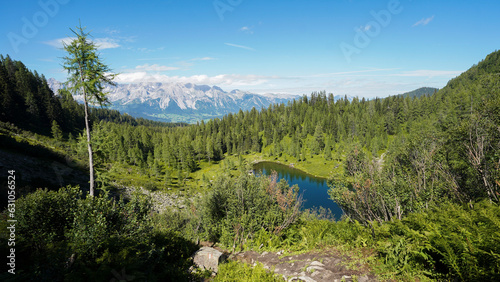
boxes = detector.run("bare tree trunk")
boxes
[83,97,94,197]
[78,59,94,197]
[466,121,498,202]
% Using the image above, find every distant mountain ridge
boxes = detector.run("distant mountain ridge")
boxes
[397,87,439,98]
[47,79,297,123]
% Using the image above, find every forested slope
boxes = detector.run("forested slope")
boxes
[0,54,184,135]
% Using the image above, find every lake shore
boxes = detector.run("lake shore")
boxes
[251,159,328,180]
[247,153,340,180]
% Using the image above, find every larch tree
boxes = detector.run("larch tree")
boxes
[62,23,116,196]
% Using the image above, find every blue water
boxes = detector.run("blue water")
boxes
[253,162,343,220]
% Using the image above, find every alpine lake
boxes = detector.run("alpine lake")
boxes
[253,161,343,220]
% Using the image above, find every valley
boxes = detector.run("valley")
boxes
[1,1,500,279]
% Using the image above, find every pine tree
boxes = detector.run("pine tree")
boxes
[51,120,63,141]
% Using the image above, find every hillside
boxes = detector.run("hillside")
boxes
[397,87,438,98]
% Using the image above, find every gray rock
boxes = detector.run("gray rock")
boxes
[341,275,353,282]
[358,275,370,282]
[310,261,325,267]
[289,276,317,282]
[192,247,226,273]
[306,265,324,273]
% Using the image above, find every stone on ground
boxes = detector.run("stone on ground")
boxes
[192,247,226,273]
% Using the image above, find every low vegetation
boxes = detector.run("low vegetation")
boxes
[0,186,200,281]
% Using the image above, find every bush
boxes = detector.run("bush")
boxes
[375,200,500,280]
[200,172,302,249]
[3,186,198,281]
[16,186,81,249]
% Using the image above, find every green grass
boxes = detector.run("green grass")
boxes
[0,122,86,170]
[242,150,342,179]
[214,261,281,282]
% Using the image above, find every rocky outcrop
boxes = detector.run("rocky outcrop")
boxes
[120,186,200,213]
[192,247,227,273]
[231,249,377,282]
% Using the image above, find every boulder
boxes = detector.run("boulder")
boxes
[192,247,226,273]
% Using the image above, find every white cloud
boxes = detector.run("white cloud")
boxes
[239,26,254,34]
[43,37,120,49]
[224,43,256,51]
[133,46,165,53]
[93,38,120,49]
[191,57,216,61]
[112,67,463,98]
[43,37,75,48]
[135,64,179,72]
[412,16,435,27]
[136,57,180,61]
[115,72,280,86]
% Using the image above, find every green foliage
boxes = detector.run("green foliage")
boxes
[68,190,152,259]
[4,186,198,281]
[343,144,367,176]
[239,201,500,281]
[242,211,372,254]
[61,23,116,107]
[51,120,63,141]
[214,261,281,282]
[397,87,438,99]
[199,172,302,249]
[16,186,81,249]
[368,201,500,280]
[61,23,118,195]
[0,54,176,137]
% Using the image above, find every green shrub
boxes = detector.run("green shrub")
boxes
[199,172,301,249]
[152,204,202,242]
[16,186,81,249]
[4,186,198,281]
[214,261,281,282]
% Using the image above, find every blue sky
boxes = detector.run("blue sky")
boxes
[1,0,499,98]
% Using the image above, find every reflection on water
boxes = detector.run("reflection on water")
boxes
[253,161,343,220]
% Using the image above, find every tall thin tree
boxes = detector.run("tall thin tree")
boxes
[62,23,116,196]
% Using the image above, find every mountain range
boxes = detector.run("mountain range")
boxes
[48,79,299,123]
[49,79,435,124]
